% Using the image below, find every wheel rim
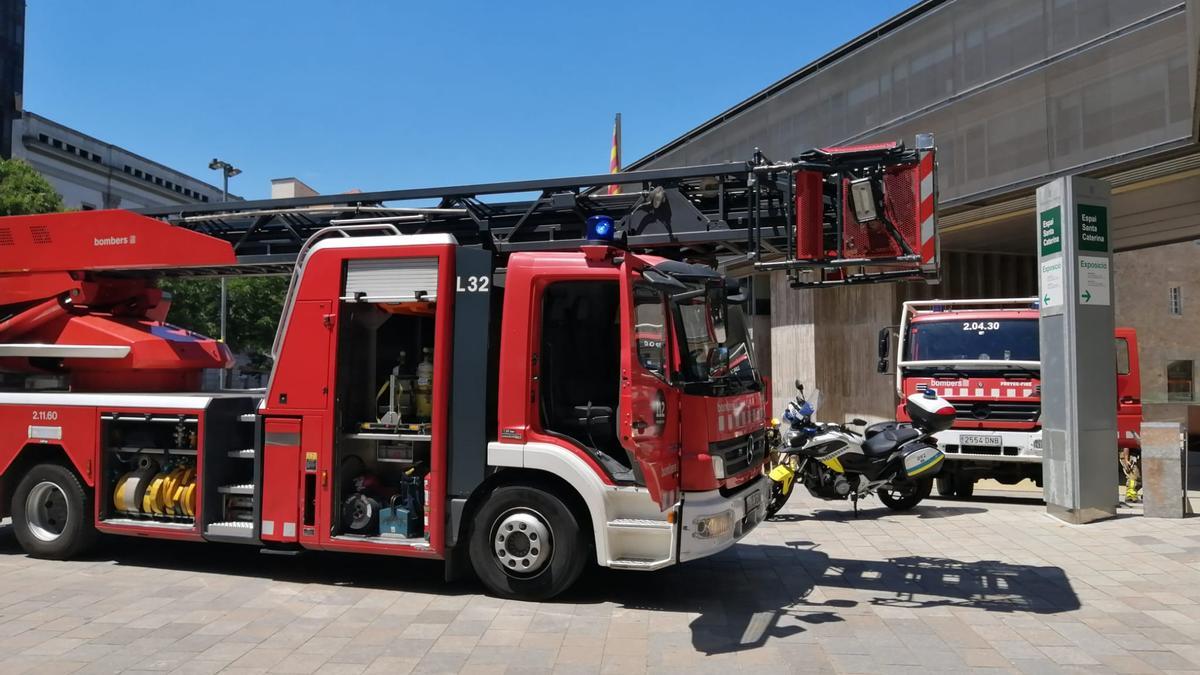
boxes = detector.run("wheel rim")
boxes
[492,508,552,577]
[25,481,69,542]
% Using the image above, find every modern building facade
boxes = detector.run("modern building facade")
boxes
[10,112,229,209]
[1,0,24,160]
[631,0,1200,421]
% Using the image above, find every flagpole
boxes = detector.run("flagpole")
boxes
[609,113,622,195]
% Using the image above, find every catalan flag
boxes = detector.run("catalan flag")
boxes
[608,113,621,195]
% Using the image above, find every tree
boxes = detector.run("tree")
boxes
[0,158,66,215]
[159,276,289,370]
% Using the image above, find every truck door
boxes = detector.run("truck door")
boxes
[618,266,681,511]
[1115,328,1142,449]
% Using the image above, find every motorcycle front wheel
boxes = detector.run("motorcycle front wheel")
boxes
[877,477,933,511]
[765,479,794,519]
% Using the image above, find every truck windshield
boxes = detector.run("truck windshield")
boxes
[904,318,1039,363]
[672,283,758,389]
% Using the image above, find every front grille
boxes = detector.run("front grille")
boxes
[950,401,1039,422]
[944,444,1021,457]
[710,430,767,477]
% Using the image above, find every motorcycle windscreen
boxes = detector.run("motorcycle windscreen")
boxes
[617,266,681,511]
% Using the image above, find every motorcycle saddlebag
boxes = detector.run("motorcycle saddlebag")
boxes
[899,443,944,478]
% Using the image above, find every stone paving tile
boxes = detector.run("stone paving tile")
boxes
[1,493,1199,672]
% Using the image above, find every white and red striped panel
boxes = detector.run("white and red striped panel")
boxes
[917,148,938,281]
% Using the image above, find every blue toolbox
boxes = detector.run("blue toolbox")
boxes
[379,476,423,538]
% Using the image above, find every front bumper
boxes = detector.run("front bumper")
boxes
[936,429,1043,463]
[678,475,767,563]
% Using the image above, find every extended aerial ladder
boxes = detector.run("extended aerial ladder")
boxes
[130,136,939,285]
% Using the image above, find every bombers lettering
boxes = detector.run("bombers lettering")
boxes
[94,235,137,247]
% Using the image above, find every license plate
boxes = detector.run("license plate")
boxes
[744,490,763,513]
[960,434,1002,447]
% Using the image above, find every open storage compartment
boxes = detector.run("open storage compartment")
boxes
[330,256,439,545]
[99,412,201,531]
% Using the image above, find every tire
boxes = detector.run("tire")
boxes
[11,463,98,559]
[468,485,588,601]
[878,477,933,511]
[954,475,975,499]
[764,478,794,519]
[935,475,954,497]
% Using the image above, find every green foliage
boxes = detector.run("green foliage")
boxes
[159,276,289,370]
[0,158,66,215]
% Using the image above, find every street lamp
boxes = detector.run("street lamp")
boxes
[208,158,241,388]
[208,158,241,201]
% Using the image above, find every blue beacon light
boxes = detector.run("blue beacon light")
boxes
[586,215,615,241]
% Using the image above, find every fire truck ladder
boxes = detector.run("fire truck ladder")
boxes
[136,135,938,288]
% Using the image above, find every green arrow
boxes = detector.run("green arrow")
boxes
[1043,293,1050,304]
[1082,289,1092,302]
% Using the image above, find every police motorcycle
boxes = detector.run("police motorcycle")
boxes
[764,382,951,518]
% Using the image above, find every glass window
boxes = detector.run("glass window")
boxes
[1169,287,1182,316]
[632,285,667,378]
[1115,338,1129,375]
[905,319,1039,362]
[1167,360,1193,402]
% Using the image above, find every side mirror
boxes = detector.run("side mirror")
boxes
[876,327,891,374]
[707,347,730,375]
[794,379,803,391]
[850,418,868,427]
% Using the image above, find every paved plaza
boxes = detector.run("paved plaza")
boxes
[0,486,1198,674]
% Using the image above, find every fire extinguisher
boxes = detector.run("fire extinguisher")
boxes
[422,472,431,541]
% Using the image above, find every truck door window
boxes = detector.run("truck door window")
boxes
[633,285,667,379]
[538,281,632,474]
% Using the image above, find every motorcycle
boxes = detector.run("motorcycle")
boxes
[764,381,952,518]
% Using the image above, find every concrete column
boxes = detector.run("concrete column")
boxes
[768,272,897,423]
[769,271,817,419]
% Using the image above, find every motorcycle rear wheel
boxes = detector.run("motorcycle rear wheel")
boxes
[877,477,933,511]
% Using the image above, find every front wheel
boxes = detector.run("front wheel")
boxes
[468,485,588,601]
[764,478,794,519]
[11,463,98,559]
[878,477,933,511]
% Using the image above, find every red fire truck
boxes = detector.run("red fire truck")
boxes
[879,298,1141,498]
[0,140,936,599]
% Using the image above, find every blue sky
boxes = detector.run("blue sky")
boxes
[24,1,915,200]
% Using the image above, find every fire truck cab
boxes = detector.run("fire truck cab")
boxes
[881,298,1141,498]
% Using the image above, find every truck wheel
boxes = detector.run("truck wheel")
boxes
[935,475,954,497]
[11,463,98,559]
[878,478,933,511]
[468,485,588,601]
[954,476,975,499]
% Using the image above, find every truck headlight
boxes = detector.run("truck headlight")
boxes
[692,510,734,540]
[711,455,726,480]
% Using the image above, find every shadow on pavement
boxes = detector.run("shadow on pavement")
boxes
[575,540,1079,655]
[0,519,1079,657]
[768,503,989,522]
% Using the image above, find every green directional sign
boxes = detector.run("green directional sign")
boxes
[1077,204,1108,252]
[1039,206,1062,256]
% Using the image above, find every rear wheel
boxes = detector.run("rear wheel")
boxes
[11,463,98,559]
[468,485,588,601]
[935,475,954,497]
[878,477,933,511]
[953,475,975,499]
